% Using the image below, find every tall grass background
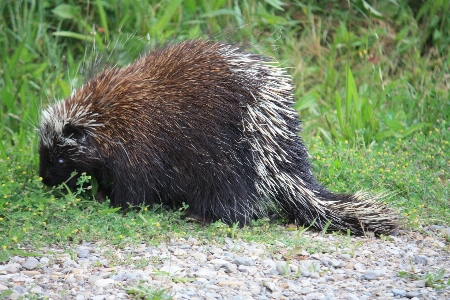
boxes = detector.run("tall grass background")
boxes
[1,0,448,147]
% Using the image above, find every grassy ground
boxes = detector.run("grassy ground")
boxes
[0,0,449,258]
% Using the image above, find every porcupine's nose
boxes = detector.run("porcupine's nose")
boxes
[39,169,56,187]
[40,174,53,186]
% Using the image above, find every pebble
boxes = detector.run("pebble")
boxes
[392,288,407,296]
[362,270,382,280]
[232,256,255,266]
[5,263,20,273]
[21,257,39,270]
[40,257,50,265]
[225,263,237,273]
[414,255,427,265]
[301,287,315,294]
[94,278,115,288]
[406,291,421,298]
[30,285,43,293]
[21,270,40,276]
[346,293,360,300]
[0,229,448,299]
[414,280,426,288]
[218,280,245,286]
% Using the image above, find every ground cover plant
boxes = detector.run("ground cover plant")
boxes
[0,0,448,263]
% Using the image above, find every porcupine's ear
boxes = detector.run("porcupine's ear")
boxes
[62,124,86,142]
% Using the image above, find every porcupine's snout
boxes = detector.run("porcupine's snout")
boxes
[38,146,79,188]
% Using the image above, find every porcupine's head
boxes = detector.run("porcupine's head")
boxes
[38,97,101,188]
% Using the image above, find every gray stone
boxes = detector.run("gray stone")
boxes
[429,225,445,231]
[270,291,283,298]
[232,256,255,266]
[65,275,77,283]
[88,275,103,284]
[301,287,315,294]
[209,259,228,266]
[302,269,311,277]
[329,259,346,267]
[225,263,237,273]
[263,281,277,292]
[414,280,426,288]
[362,270,382,280]
[238,265,248,272]
[29,286,43,294]
[419,289,429,295]
[261,259,276,269]
[209,247,223,254]
[392,288,406,296]
[194,268,216,278]
[268,268,279,275]
[12,285,27,294]
[405,291,420,298]
[5,263,20,273]
[306,293,325,300]
[124,272,138,281]
[111,272,127,281]
[414,255,427,265]
[346,293,360,300]
[39,257,50,265]
[193,253,207,263]
[99,259,108,266]
[353,263,365,271]
[94,278,114,288]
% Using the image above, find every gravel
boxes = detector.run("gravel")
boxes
[0,228,449,300]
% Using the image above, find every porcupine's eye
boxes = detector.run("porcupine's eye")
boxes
[57,158,65,165]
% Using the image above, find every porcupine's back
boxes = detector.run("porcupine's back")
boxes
[39,40,398,234]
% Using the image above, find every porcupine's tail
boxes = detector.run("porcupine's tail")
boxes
[235,51,398,235]
[285,186,398,235]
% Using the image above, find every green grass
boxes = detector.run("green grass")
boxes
[0,0,449,260]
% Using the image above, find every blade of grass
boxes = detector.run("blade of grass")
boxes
[52,31,95,42]
[150,0,184,35]
[96,0,110,42]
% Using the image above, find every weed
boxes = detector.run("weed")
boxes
[126,282,173,300]
[321,219,333,237]
[345,229,363,257]
[398,268,450,290]
[229,222,239,239]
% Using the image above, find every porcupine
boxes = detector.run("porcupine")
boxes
[38,40,398,235]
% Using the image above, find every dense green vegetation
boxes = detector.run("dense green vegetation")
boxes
[0,0,448,255]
